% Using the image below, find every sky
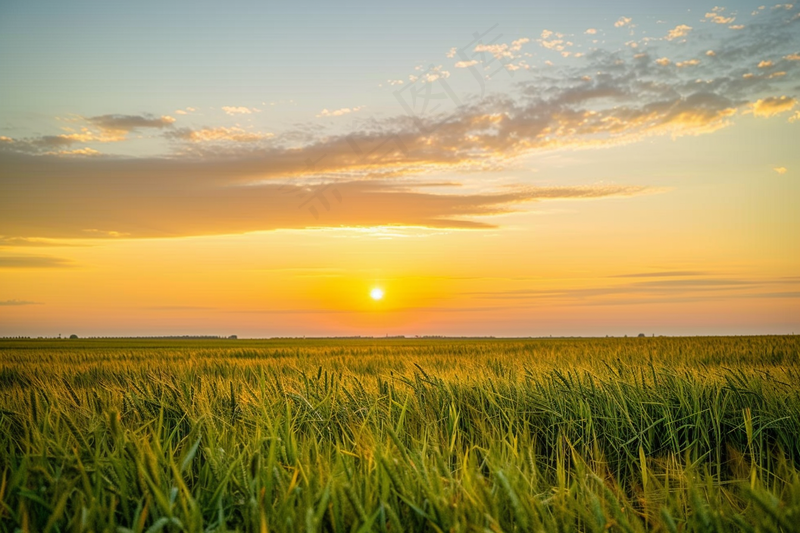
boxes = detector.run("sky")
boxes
[1,0,798,337]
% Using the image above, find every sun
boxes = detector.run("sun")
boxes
[370,287,384,301]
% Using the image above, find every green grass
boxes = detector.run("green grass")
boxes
[1,336,799,532]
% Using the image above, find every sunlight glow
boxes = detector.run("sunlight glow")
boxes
[370,288,384,301]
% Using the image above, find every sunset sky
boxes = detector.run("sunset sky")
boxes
[1,0,798,337]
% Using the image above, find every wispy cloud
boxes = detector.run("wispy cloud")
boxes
[705,7,736,25]
[468,274,800,306]
[0,255,74,268]
[0,114,177,153]
[476,37,530,59]
[221,106,260,115]
[316,106,365,118]
[1,5,798,241]
[145,306,216,311]
[614,17,632,28]
[0,165,659,239]
[0,237,85,247]
[611,270,709,278]
[0,299,42,306]
[167,126,274,143]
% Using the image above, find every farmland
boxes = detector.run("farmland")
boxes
[1,336,799,532]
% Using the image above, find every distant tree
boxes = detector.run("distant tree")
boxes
[228,335,238,339]
[69,334,78,339]
[638,333,646,337]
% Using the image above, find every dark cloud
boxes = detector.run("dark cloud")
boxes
[87,114,175,133]
[0,135,79,155]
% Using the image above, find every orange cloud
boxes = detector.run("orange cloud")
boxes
[169,126,274,142]
[666,24,692,40]
[0,161,657,239]
[752,96,797,117]
[614,17,632,28]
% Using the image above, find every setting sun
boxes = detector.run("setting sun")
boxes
[370,288,384,301]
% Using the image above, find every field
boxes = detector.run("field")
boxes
[1,336,799,532]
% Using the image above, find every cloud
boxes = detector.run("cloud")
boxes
[773,166,788,173]
[537,30,569,52]
[0,255,74,268]
[666,24,693,40]
[168,126,274,142]
[145,305,216,311]
[752,96,797,116]
[221,106,260,115]
[1,114,181,149]
[87,114,176,134]
[729,24,746,29]
[0,160,659,239]
[786,53,800,60]
[656,57,671,66]
[473,37,530,61]
[316,106,365,118]
[59,147,101,156]
[174,107,196,115]
[455,60,479,68]
[676,59,701,67]
[0,236,83,247]
[511,38,530,50]
[2,5,798,240]
[615,17,632,28]
[611,270,709,278]
[469,274,800,306]
[0,134,104,155]
[585,28,598,35]
[475,43,516,59]
[705,10,736,24]
[758,59,775,67]
[0,299,42,306]
[421,65,450,82]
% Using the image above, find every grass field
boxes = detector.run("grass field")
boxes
[1,336,799,532]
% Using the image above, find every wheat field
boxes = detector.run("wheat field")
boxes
[1,336,798,532]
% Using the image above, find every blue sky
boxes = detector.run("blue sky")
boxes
[2,0,780,145]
